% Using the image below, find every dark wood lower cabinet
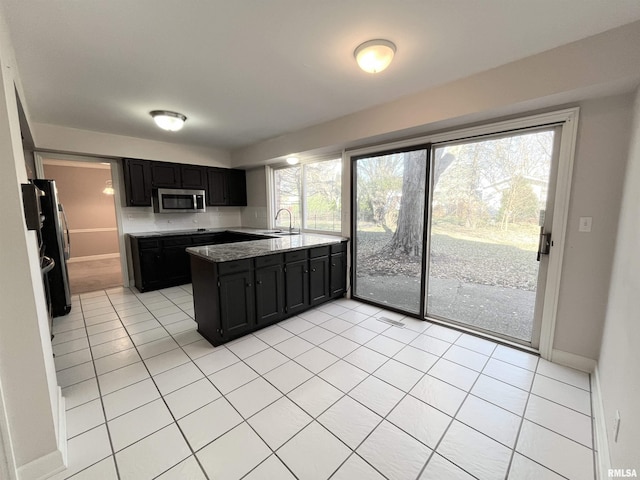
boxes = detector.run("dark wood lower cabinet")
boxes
[162,238,192,285]
[309,256,330,305]
[255,263,285,326]
[285,260,309,315]
[330,244,347,297]
[190,240,348,346]
[129,231,274,292]
[219,270,255,338]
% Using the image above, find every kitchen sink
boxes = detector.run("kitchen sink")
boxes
[260,230,300,236]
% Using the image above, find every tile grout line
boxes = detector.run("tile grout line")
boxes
[63,287,594,480]
[66,290,208,479]
[66,294,123,480]
[413,336,491,479]
[103,288,214,480]
[503,385,594,479]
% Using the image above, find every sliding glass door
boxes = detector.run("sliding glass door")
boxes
[426,129,557,343]
[351,125,561,346]
[352,146,429,314]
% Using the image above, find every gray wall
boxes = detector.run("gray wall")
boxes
[553,93,632,359]
[240,166,269,228]
[597,86,640,471]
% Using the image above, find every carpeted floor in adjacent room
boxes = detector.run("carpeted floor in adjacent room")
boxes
[68,257,123,294]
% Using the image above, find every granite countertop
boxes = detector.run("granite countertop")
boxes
[186,232,348,263]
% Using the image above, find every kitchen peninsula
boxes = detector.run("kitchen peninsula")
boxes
[187,232,348,346]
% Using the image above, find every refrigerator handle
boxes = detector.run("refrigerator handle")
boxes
[60,204,71,260]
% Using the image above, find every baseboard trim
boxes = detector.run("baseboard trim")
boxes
[551,349,597,373]
[56,388,68,472]
[592,365,611,480]
[67,253,120,263]
[16,388,67,480]
[16,450,65,480]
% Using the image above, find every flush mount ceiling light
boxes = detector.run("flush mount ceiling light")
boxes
[102,179,114,195]
[286,157,300,165]
[150,110,187,131]
[354,39,396,74]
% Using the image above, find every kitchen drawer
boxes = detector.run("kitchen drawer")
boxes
[163,237,192,247]
[138,239,161,249]
[331,242,346,253]
[309,246,330,258]
[192,234,220,246]
[285,250,307,263]
[255,254,283,269]
[218,259,252,275]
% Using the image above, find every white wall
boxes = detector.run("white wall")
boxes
[240,167,269,229]
[0,7,64,479]
[232,20,640,168]
[597,86,640,472]
[552,94,632,360]
[34,122,232,168]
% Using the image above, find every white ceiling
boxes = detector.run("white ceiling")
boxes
[3,0,640,151]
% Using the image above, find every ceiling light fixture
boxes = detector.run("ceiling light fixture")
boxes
[354,39,396,74]
[286,157,299,165]
[150,110,187,131]
[102,179,114,195]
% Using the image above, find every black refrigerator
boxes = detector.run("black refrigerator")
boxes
[34,179,72,317]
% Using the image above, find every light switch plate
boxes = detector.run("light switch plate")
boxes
[579,216,592,232]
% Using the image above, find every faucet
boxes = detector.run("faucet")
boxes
[275,208,293,232]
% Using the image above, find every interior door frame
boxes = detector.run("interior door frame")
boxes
[34,151,130,287]
[345,107,579,360]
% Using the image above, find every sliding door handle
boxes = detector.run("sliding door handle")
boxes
[537,230,551,261]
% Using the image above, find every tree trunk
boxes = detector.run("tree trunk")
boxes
[384,149,454,256]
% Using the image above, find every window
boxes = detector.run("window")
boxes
[272,158,342,233]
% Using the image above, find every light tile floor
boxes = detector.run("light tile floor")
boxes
[51,285,596,480]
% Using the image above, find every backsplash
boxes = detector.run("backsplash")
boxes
[121,206,243,234]
[241,206,269,229]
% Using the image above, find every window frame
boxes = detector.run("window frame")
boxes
[268,156,343,235]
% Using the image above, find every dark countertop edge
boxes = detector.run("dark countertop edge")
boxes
[127,227,245,238]
[186,235,348,263]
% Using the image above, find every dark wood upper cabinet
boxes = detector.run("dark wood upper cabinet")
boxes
[151,162,182,188]
[181,164,207,190]
[207,168,227,205]
[123,158,152,206]
[207,168,247,206]
[123,158,246,207]
[227,169,247,206]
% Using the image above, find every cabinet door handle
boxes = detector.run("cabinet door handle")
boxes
[311,268,316,272]
[256,280,262,285]
[303,270,308,274]
[246,283,252,287]
[331,263,336,267]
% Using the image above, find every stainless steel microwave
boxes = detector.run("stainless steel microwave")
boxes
[153,188,206,213]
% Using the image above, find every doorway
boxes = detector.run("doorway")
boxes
[42,158,123,294]
[351,110,577,350]
[352,145,429,315]
[426,128,558,346]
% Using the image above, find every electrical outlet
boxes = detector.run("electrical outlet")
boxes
[579,216,592,232]
[613,410,621,442]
